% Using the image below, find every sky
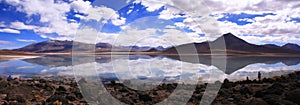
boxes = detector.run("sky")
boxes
[0,0,299,49]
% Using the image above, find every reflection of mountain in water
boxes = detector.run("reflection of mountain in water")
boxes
[23,55,110,67]
[22,55,300,74]
[23,55,73,67]
[22,55,153,67]
[161,55,300,74]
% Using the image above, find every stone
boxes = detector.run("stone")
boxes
[244,98,268,105]
[0,94,7,99]
[16,95,26,103]
[56,86,67,92]
[0,81,8,88]
[66,95,77,101]
[139,94,152,102]
[262,94,282,105]
[267,83,284,95]
[285,89,300,104]
[0,101,8,105]
[46,95,68,104]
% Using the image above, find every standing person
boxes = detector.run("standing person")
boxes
[258,72,261,81]
[7,75,12,81]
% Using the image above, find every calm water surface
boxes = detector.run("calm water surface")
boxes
[0,55,299,83]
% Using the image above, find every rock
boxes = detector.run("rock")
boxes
[0,81,8,88]
[16,95,26,103]
[0,101,8,105]
[0,94,7,99]
[285,89,300,104]
[139,94,152,102]
[223,78,230,84]
[34,94,45,101]
[152,91,158,96]
[34,81,40,84]
[280,100,297,105]
[262,94,282,105]
[111,80,116,85]
[55,86,67,95]
[39,79,47,83]
[56,86,67,92]
[46,95,68,104]
[240,87,252,95]
[8,101,19,105]
[6,94,17,101]
[244,98,268,105]
[66,95,77,101]
[227,98,234,101]
[74,91,83,99]
[266,83,284,95]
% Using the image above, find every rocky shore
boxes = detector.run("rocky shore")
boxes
[0,71,299,105]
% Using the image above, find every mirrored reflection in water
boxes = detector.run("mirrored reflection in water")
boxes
[0,55,299,83]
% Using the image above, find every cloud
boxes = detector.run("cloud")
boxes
[136,0,300,41]
[0,21,6,27]
[3,0,300,46]
[10,21,37,30]
[4,0,79,38]
[116,25,208,47]
[158,6,184,20]
[0,40,12,44]
[79,6,115,21]
[111,15,126,26]
[16,38,37,43]
[0,28,20,34]
[75,6,126,26]
[70,0,92,13]
[136,0,164,12]
[236,34,300,45]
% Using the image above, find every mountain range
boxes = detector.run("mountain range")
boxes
[163,33,300,54]
[11,33,300,54]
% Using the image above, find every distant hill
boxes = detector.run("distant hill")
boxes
[282,43,300,51]
[164,33,300,54]
[12,40,154,53]
[13,40,74,53]
[9,33,300,54]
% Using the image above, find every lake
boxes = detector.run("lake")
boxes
[0,55,299,83]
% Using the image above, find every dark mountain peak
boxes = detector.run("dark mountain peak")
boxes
[283,43,299,47]
[164,32,300,54]
[222,33,243,40]
[223,32,234,37]
[282,43,300,51]
[213,33,248,45]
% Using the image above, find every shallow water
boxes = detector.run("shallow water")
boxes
[0,55,299,83]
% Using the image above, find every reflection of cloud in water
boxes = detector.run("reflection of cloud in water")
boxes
[0,55,300,83]
[16,66,37,70]
[228,63,300,81]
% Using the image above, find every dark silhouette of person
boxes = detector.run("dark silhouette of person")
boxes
[258,72,261,81]
[7,75,12,81]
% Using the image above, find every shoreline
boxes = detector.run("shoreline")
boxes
[0,71,299,104]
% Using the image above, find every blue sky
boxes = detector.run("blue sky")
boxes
[0,0,299,49]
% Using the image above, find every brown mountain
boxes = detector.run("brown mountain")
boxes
[13,40,114,53]
[13,40,74,53]
[12,40,152,53]
[164,33,300,54]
